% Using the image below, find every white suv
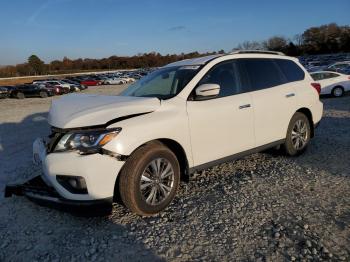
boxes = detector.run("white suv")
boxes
[9,51,323,215]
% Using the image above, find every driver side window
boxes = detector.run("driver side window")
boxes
[197,61,241,98]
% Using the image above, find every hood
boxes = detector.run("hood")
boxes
[48,94,160,128]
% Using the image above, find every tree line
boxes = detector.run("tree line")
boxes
[1,23,349,78]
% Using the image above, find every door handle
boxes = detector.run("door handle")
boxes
[239,104,251,109]
[286,93,295,98]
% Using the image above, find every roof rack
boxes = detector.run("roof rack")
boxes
[230,50,285,56]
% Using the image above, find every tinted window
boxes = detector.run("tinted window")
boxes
[324,72,339,79]
[310,73,323,81]
[197,61,242,98]
[275,59,305,82]
[238,59,285,91]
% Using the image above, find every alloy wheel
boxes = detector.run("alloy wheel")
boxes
[333,87,343,97]
[140,158,175,206]
[291,119,308,150]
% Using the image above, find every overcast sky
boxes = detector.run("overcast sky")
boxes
[1,0,349,65]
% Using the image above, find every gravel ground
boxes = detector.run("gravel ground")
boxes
[0,87,349,261]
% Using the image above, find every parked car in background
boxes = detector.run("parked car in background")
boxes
[6,51,323,216]
[59,80,81,92]
[120,76,135,83]
[305,61,329,72]
[10,84,56,99]
[130,73,143,80]
[63,79,87,90]
[310,71,350,97]
[104,77,127,85]
[0,86,10,98]
[33,80,71,93]
[327,61,350,74]
[80,79,101,86]
[38,83,66,95]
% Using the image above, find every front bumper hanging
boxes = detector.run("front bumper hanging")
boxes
[5,176,113,215]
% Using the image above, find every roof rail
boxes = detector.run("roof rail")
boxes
[230,50,285,56]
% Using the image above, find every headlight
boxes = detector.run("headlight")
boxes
[54,128,121,154]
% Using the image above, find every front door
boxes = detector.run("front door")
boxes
[186,60,255,167]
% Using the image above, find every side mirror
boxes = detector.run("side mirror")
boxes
[195,84,220,99]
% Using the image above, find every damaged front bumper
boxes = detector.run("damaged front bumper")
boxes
[4,135,125,214]
[5,176,113,213]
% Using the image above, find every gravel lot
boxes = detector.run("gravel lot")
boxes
[0,86,349,261]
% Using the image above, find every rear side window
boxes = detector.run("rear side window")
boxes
[238,58,285,91]
[275,59,305,82]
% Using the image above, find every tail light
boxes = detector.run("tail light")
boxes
[348,76,350,80]
[311,82,321,95]
[56,87,59,93]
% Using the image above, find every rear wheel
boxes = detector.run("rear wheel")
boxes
[16,92,25,99]
[283,112,311,156]
[332,86,344,97]
[39,91,48,98]
[119,142,180,216]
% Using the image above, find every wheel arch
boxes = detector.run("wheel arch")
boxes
[332,85,345,94]
[296,107,314,138]
[113,138,190,203]
[333,85,344,90]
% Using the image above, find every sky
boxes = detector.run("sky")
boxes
[0,0,349,65]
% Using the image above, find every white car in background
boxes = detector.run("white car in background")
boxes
[7,51,323,216]
[120,76,135,83]
[310,71,350,97]
[105,77,127,85]
[327,61,350,73]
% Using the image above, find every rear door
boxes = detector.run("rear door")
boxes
[186,60,255,167]
[237,58,301,147]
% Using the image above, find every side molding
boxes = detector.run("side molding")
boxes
[189,139,285,174]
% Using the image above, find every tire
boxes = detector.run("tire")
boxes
[119,142,180,216]
[331,86,344,97]
[17,92,25,99]
[283,112,311,156]
[39,91,48,98]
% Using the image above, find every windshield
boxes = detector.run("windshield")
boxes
[120,65,201,99]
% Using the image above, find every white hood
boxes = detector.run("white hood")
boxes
[48,94,160,128]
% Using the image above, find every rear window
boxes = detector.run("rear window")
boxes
[238,58,285,91]
[275,59,305,82]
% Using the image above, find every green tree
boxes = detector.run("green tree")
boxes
[28,55,45,75]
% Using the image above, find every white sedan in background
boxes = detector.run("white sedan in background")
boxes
[105,77,127,85]
[120,76,135,83]
[310,71,350,97]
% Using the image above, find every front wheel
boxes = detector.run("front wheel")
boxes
[283,112,311,156]
[118,142,180,216]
